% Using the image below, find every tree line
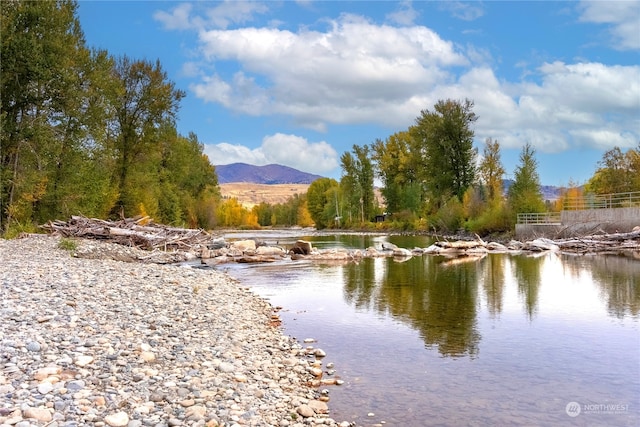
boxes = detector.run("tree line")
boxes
[305,99,640,234]
[1,0,220,236]
[2,1,638,236]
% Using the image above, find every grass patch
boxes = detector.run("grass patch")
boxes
[57,238,78,251]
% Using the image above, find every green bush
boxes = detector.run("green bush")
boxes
[430,197,464,233]
[465,201,514,236]
[2,221,38,239]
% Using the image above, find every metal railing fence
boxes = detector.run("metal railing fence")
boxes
[562,191,640,210]
[517,191,640,224]
[516,212,561,225]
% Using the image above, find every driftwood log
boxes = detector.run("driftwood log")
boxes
[429,229,640,254]
[42,216,213,251]
[537,229,640,252]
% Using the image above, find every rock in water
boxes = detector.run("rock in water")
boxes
[290,240,313,255]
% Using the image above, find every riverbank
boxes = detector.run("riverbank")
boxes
[0,235,349,427]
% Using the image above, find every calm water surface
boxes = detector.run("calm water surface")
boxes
[220,232,640,426]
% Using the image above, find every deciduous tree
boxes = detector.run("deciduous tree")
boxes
[478,137,505,203]
[1,0,104,230]
[340,145,376,225]
[306,178,339,229]
[109,55,186,216]
[371,132,423,215]
[586,145,640,194]
[413,99,478,206]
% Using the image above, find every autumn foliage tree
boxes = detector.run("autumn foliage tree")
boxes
[555,180,584,211]
[586,145,640,194]
[479,138,505,203]
[252,193,312,227]
[463,138,511,234]
[216,198,258,229]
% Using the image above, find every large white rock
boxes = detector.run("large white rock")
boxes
[105,412,129,427]
[255,246,286,256]
[231,239,256,252]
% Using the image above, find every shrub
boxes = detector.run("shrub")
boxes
[465,201,513,235]
[3,221,38,239]
[430,196,464,233]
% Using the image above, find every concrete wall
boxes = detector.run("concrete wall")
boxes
[516,207,640,239]
[560,207,640,235]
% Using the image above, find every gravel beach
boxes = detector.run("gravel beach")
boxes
[0,235,348,427]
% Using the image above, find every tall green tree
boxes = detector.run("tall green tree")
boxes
[108,55,186,217]
[413,99,478,206]
[306,177,339,229]
[0,0,222,234]
[340,144,376,225]
[508,142,545,214]
[156,128,219,227]
[1,0,98,230]
[36,47,118,222]
[371,132,423,215]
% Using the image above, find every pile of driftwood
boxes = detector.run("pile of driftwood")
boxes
[41,216,639,265]
[42,216,213,251]
[540,229,640,252]
[432,229,640,253]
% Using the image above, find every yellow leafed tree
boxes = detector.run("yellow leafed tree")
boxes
[216,198,259,228]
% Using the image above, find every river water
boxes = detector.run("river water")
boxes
[218,231,640,427]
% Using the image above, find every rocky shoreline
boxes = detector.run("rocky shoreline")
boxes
[0,235,350,427]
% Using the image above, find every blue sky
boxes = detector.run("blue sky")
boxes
[77,1,640,186]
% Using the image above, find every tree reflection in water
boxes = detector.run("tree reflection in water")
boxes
[511,253,544,320]
[343,255,481,358]
[561,253,640,318]
[342,251,639,359]
[479,254,505,318]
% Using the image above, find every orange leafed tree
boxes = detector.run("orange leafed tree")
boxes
[555,181,584,211]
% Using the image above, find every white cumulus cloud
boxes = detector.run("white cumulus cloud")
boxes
[158,3,639,160]
[578,0,640,50]
[193,13,467,129]
[465,62,640,153]
[204,133,339,175]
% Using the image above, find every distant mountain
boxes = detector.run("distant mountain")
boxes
[215,163,324,184]
[503,179,562,201]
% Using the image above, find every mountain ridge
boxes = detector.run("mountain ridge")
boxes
[215,163,324,184]
[215,163,563,200]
